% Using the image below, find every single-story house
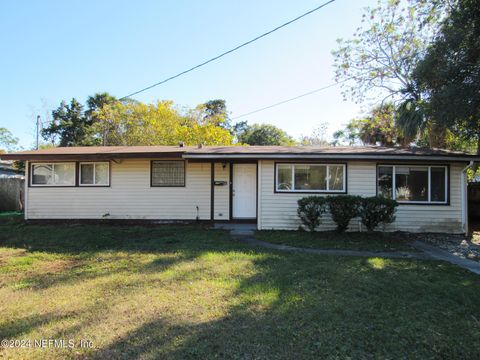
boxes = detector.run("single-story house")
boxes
[0,160,24,177]
[1,145,478,233]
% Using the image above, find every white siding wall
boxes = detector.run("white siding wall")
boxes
[213,162,230,220]
[27,159,211,220]
[258,160,463,233]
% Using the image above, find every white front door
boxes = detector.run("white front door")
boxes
[232,164,257,219]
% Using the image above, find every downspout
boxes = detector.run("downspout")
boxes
[461,161,474,234]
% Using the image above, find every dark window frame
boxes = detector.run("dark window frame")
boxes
[29,161,111,188]
[150,160,186,187]
[376,164,450,205]
[274,162,347,194]
[79,161,111,187]
[30,162,77,187]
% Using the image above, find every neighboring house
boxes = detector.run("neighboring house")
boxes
[1,145,478,233]
[0,160,25,212]
[0,160,24,177]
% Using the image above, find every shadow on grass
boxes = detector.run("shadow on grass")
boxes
[0,312,73,340]
[0,223,246,254]
[0,223,256,292]
[1,223,479,359]
[91,253,480,360]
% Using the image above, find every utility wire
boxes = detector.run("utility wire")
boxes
[119,0,337,100]
[231,80,347,120]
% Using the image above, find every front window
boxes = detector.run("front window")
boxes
[377,165,448,204]
[80,162,110,186]
[31,163,75,186]
[151,161,185,187]
[276,163,346,192]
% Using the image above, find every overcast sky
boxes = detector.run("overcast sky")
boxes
[0,0,378,148]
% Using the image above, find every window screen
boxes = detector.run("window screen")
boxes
[151,161,185,187]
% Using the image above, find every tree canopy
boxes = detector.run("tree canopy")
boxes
[0,127,19,152]
[236,123,295,146]
[332,0,446,104]
[333,103,405,146]
[42,93,119,146]
[42,98,90,146]
[92,100,233,146]
[413,0,480,153]
[299,124,330,146]
[41,95,236,147]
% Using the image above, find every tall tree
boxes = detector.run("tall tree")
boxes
[86,92,119,145]
[333,103,405,146]
[0,127,19,152]
[412,0,480,153]
[85,92,118,120]
[202,99,229,125]
[237,123,295,146]
[332,0,448,146]
[42,93,120,146]
[41,99,95,146]
[333,0,446,104]
[91,100,233,146]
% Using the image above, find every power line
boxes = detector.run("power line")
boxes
[231,80,346,120]
[119,0,337,100]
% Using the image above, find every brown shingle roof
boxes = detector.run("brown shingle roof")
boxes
[0,145,478,161]
[187,145,471,156]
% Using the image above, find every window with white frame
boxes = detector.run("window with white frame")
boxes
[80,162,110,186]
[31,163,76,186]
[275,163,346,192]
[377,165,448,204]
[151,161,185,187]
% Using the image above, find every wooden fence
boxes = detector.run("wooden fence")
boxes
[0,177,24,212]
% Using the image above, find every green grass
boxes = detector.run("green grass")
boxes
[0,211,23,217]
[0,223,479,359]
[256,230,420,252]
[0,212,24,226]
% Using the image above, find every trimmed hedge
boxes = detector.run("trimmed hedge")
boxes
[297,196,328,232]
[297,195,398,232]
[360,196,398,231]
[326,195,362,232]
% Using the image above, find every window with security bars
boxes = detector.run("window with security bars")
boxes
[151,161,185,187]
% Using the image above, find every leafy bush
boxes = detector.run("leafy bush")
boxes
[360,196,398,231]
[297,196,327,232]
[326,195,362,232]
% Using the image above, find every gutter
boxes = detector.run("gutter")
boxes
[461,160,475,234]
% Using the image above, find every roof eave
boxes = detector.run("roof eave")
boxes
[0,152,185,161]
[183,153,480,162]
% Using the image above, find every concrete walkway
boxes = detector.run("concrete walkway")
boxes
[221,225,480,274]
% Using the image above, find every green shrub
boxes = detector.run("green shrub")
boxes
[326,195,362,232]
[360,196,398,231]
[297,196,327,232]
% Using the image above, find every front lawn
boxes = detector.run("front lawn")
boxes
[0,223,479,359]
[256,230,419,252]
